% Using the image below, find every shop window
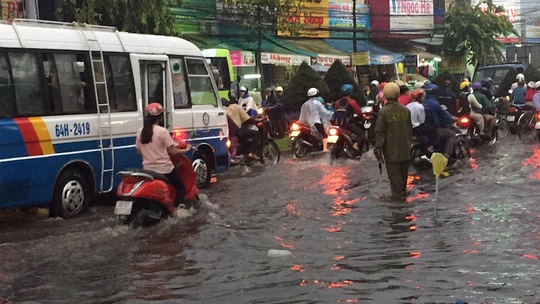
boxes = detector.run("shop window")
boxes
[186,58,218,106]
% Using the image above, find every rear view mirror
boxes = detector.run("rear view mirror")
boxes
[366,100,375,106]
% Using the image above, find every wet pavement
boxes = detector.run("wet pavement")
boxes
[1,135,540,303]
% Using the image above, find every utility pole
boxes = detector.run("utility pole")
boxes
[256,4,265,91]
[352,0,360,84]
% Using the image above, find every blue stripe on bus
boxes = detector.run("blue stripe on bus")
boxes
[0,119,29,159]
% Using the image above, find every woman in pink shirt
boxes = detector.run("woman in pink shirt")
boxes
[136,103,192,207]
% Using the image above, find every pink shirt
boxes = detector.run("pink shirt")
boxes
[135,125,177,174]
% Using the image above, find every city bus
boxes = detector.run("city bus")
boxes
[0,19,229,218]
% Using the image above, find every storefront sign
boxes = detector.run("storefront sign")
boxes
[478,0,521,43]
[1,0,23,20]
[280,0,370,38]
[261,53,310,66]
[404,54,419,67]
[438,56,466,75]
[230,51,255,67]
[351,51,370,66]
[389,0,434,34]
[317,54,351,66]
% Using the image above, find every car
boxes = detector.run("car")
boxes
[473,62,526,87]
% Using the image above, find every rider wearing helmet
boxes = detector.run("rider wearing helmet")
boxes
[423,84,458,160]
[298,87,334,152]
[333,84,365,151]
[368,80,380,102]
[472,82,496,137]
[438,79,457,115]
[458,81,486,137]
[374,82,412,200]
[136,103,192,207]
[238,86,258,117]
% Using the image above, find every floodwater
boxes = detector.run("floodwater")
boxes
[1,136,540,304]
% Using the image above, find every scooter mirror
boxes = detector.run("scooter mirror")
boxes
[366,100,375,106]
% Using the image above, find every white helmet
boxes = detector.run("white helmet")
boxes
[307,87,319,97]
[516,73,525,82]
[370,80,380,87]
[240,86,247,92]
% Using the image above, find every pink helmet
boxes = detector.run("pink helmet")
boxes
[145,103,164,116]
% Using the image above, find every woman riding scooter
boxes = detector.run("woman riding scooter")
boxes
[136,103,192,208]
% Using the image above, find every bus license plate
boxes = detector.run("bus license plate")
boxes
[114,200,133,215]
[507,115,515,122]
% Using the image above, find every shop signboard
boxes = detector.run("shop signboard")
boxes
[230,51,256,67]
[317,54,351,66]
[404,55,419,68]
[523,3,540,43]
[389,0,434,34]
[261,53,310,66]
[351,51,370,66]
[279,0,370,38]
[1,0,23,20]
[438,56,466,75]
[478,0,521,44]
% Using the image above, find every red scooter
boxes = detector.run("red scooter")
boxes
[114,143,200,227]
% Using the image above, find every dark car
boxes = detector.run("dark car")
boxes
[473,62,526,87]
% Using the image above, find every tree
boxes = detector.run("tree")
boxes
[324,60,366,105]
[440,0,518,68]
[284,62,330,109]
[58,0,181,35]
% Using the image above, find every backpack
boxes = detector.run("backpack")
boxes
[333,97,350,126]
[457,92,471,116]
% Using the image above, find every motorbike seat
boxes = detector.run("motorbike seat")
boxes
[122,168,171,183]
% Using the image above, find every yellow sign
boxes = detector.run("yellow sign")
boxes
[438,56,466,74]
[351,51,369,66]
[1,0,23,20]
[279,0,330,38]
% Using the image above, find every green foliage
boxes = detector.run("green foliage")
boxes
[431,70,460,96]
[324,60,366,105]
[440,0,518,68]
[58,0,181,35]
[524,64,540,83]
[283,62,330,108]
[494,67,518,97]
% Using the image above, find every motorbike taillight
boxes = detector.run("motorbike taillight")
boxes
[458,116,470,126]
[291,122,300,131]
[536,112,540,121]
[328,127,339,136]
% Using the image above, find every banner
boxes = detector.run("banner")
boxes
[261,53,310,66]
[351,52,369,66]
[1,0,23,20]
[478,0,521,44]
[317,54,350,66]
[438,56,466,75]
[389,0,434,34]
[280,0,370,38]
[230,51,255,67]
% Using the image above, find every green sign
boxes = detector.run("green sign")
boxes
[171,0,216,34]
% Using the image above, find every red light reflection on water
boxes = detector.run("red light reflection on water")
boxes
[318,166,350,195]
[337,299,359,303]
[406,193,429,203]
[524,254,539,260]
[273,236,295,250]
[291,264,306,272]
[469,157,478,171]
[523,148,540,179]
[333,255,345,261]
[328,280,354,288]
[407,174,420,189]
[410,251,421,258]
[331,197,361,216]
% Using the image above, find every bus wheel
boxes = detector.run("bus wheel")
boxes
[192,153,211,189]
[50,169,90,219]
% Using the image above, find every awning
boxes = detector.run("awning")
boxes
[383,45,440,59]
[324,39,405,65]
[199,36,316,66]
[284,39,351,66]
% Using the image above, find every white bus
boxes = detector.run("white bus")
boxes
[0,19,229,218]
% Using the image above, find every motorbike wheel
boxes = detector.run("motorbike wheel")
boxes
[410,146,431,171]
[192,153,212,189]
[330,137,343,161]
[261,141,280,165]
[125,199,169,227]
[498,118,510,136]
[292,139,308,158]
[487,128,498,146]
[517,111,534,139]
[50,169,91,219]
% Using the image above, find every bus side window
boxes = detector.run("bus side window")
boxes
[50,53,94,114]
[8,52,46,116]
[105,54,136,112]
[0,53,15,118]
[170,57,189,109]
[186,58,218,106]
[147,64,164,105]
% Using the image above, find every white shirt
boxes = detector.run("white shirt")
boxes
[238,96,257,115]
[406,101,425,128]
[298,97,333,127]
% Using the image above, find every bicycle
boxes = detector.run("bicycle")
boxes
[516,105,536,139]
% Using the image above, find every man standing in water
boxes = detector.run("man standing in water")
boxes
[374,82,412,200]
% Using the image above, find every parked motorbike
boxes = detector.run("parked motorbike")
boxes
[232,117,280,166]
[290,121,324,158]
[114,152,200,227]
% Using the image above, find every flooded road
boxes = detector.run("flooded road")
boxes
[1,136,540,303]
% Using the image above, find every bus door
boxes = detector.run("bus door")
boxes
[184,57,227,144]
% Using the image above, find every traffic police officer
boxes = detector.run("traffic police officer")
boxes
[374,82,412,199]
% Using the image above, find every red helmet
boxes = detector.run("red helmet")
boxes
[145,102,164,116]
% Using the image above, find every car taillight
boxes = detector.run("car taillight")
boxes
[291,122,300,131]
[328,127,339,136]
[459,116,470,125]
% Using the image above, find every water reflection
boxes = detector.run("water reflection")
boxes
[523,146,540,180]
